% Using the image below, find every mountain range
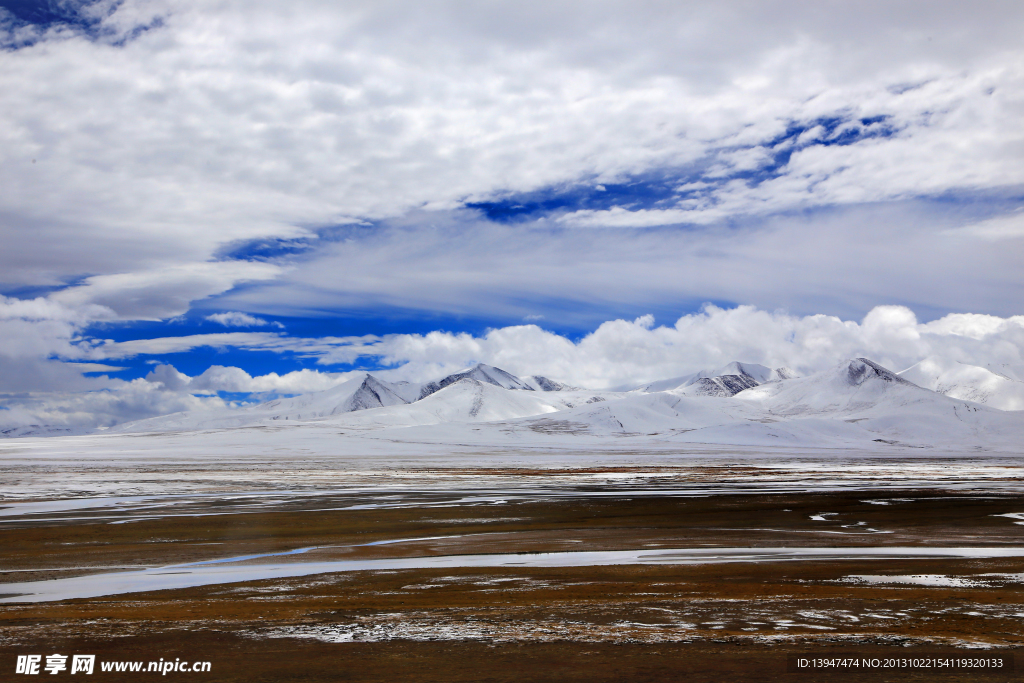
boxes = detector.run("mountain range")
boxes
[97,357,1024,452]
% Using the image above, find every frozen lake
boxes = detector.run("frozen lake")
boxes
[6,545,1024,603]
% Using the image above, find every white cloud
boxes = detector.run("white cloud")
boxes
[1,0,1022,308]
[0,295,117,393]
[558,207,708,228]
[945,211,1024,241]
[51,262,283,320]
[298,305,1024,391]
[206,311,283,328]
[145,364,350,395]
[216,203,1024,325]
[922,313,1021,340]
[0,358,351,433]
[81,332,288,359]
[63,362,127,373]
[0,380,229,433]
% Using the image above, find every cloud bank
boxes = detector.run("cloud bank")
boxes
[307,305,1024,390]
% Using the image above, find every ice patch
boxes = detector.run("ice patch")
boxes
[842,574,990,588]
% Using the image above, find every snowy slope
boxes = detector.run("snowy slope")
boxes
[286,379,626,431]
[512,390,763,437]
[672,374,760,397]
[899,357,1024,411]
[728,358,1024,448]
[325,378,574,429]
[0,425,84,438]
[522,375,579,391]
[737,358,921,415]
[630,372,701,393]
[477,358,1024,450]
[633,361,796,396]
[114,365,616,434]
[112,373,423,432]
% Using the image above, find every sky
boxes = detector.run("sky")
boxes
[1,0,1023,431]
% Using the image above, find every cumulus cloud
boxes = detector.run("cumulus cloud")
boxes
[0,360,350,434]
[302,305,1024,391]
[144,364,350,395]
[92,305,1024,392]
[0,361,355,432]
[0,380,229,434]
[0,295,117,393]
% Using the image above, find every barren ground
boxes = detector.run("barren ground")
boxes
[1,465,1023,681]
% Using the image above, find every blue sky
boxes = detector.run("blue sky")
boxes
[2,0,1023,429]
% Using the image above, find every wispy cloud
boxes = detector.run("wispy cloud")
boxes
[945,211,1024,242]
[206,311,284,328]
[215,201,1024,325]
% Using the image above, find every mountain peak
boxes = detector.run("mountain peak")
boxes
[709,362,773,383]
[846,358,915,387]
[417,363,533,400]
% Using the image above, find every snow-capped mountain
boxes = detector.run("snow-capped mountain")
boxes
[898,357,1024,411]
[737,357,920,414]
[418,363,536,399]
[112,364,597,433]
[112,373,421,432]
[320,377,577,429]
[725,357,1023,447]
[633,361,796,396]
[499,357,1023,450]
[265,373,423,415]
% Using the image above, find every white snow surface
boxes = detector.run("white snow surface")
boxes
[899,357,1024,411]
[522,375,579,391]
